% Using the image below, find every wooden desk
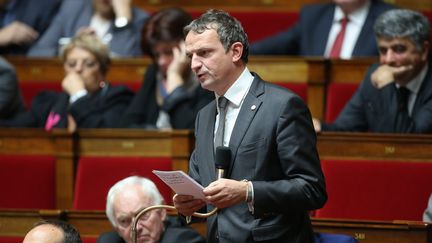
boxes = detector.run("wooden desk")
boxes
[312,218,432,243]
[0,128,74,209]
[0,209,205,238]
[1,209,430,243]
[76,129,194,172]
[317,132,432,162]
[0,209,62,236]
[6,56,327,118]
[327,58,376,84]
[6,57,148,84]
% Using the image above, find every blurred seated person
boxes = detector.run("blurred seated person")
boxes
[23,220,82,243]
[250,0,394,58]
[28,0,148,57]
[0,33,134,131]
[313,9,432,133]
[98,176,205,243]
[119,8,213,129]
[0,0,61,55]
[0,56,24,118]
[424,193,432,222]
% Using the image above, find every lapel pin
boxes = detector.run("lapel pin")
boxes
[251,105,257,111]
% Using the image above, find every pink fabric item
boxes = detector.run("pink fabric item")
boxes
[45,111,61,131]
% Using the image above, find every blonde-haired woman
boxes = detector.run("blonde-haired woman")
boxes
[0,34,133,131]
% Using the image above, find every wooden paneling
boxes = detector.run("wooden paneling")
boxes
[0,129,74,209]
[0,209,62,236]
[312,218,432,243]
[6,57,328,118]
[317,132,432,162]
[1,209,431,243]
[76,129,193,172]
[6,57,148,84]
[328,58,377,84]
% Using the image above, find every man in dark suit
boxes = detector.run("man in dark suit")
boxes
[314,9,432,133]
[173,9,327,243]
[98,176,205,243]
[250,0,394,58]
[0,0,61,55]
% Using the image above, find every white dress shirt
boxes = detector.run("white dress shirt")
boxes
[214,67,254,147]
[324,0,370,59]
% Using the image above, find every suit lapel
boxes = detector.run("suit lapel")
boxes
[204,101,218,182]
[227,75,264,177]
[413,66,432,114]
[312,5,335,55]
[353,2,379,55]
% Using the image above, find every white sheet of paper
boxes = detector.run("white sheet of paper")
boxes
[153,170,205,199]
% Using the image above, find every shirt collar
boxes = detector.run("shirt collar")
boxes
[334,0,370,26]
[216,67,254,107]
[405,63,429,94]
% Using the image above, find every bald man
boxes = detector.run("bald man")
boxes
[23,220,82,243]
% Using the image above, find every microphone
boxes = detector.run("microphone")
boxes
[215,146,231,179]
[185,146,231,224]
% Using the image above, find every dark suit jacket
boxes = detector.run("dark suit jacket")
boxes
[0,84,133,128]
[0,0,62,55]
[322,63,432,133]
[96,217,205,243]
[250,0,394,56]
[119,63,214,129]
[189,73,327,242]
[0,57,24,118]
[27,0,148,57]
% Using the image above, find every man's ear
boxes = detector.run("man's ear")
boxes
[231,42,243,62]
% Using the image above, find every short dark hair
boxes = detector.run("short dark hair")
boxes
[184,9,249,63]
[33,220,82,243]
[141,7,192,57]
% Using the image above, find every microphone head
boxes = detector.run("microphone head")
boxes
[215,146,231,169]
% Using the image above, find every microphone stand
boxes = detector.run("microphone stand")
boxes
[132,147,230,243]
[131,205,218,243]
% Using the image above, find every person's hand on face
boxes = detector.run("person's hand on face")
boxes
[62,72,86,96]
[371,64,413,89]
[166,41,190,93]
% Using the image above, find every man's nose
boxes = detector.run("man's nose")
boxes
[190,55,201,71]
[382,50,396,64]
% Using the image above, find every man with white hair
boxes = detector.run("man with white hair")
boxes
[97,176,205,243]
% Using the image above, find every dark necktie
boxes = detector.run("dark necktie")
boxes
[214,96,228,151]
[395,86,410,132]
[329,16,349,58]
